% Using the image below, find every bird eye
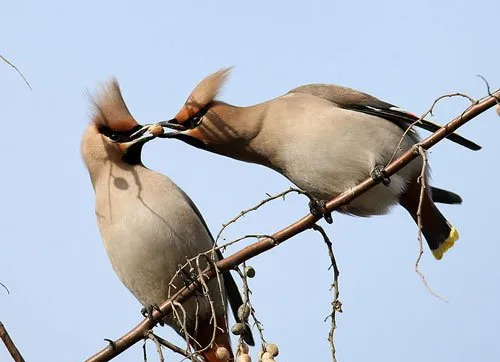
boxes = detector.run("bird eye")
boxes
[185,109,207,129]
[98,126,125,142]
[108,133,120,141]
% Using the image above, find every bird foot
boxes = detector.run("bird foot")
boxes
[308,198,333,224]
[371,165,391,186]
[141,304,163,325]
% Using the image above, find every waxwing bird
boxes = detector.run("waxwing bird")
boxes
[81,78,253,361]
[152,68,481,260]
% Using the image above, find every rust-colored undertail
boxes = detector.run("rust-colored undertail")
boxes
[194,316,233,362]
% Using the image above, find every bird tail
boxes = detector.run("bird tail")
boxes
[430,186,462,205]
[400,181,459,260]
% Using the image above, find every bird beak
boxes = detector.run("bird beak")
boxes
[131,132,156,144]
[157,118,189,131]
[114,126,157,145]
[123,120,210,151]
[124,120,185,143]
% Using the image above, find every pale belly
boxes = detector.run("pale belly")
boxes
[94,171,224,333]
[264,106,423,216]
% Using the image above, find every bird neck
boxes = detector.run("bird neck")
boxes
[200,101,272,165]
[87,156,144,191]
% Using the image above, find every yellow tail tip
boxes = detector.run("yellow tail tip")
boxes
[432,227,459,260]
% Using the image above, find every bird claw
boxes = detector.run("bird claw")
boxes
[309,198,333,224]
[371,165,391,186]
[141,304,162,322]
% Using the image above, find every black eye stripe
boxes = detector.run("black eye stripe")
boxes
[99,125,142,142]
[184,106,208,129]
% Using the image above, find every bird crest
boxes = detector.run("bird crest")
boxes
[90,78,139,132]
[174,67,232,122]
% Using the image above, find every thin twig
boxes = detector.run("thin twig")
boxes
[386,92,477,166]
[312,225,341,362]
[214,234,275,254]
[0,322,25,362]
[236,264,267,347]
[0,55,32,90]
[147,332,165,362]
[214,187,304,245]
[148,332,193,359]
[476,75,499,105]
[194,255,219,355]
[85,89,500,362]
[414,146,447,302]
[0,282,9,294]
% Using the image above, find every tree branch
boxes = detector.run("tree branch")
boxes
[0,322,25,362]
[85,89,499,362]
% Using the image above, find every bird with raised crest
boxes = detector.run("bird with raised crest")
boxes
[145,68,481,260]
[81,78,254,361]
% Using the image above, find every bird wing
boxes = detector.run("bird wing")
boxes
[288,84,481,150]
[180,189,255,346]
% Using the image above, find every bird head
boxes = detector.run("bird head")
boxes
[81,78,155,183]
[154,67,232,149]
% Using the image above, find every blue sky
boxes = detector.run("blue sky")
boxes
[1,1,498,361]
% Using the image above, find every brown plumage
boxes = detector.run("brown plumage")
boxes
[174,67,232,122]
[90,78,138,131]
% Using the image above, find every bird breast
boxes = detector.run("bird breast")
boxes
[93,165,223,328]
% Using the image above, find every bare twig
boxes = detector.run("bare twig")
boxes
[147,332,192,359]
[0,322,25,362]
[85,89,500,362]
[0,282,9,294]
[193,256,219,355]
[414,146,447,301]
[147,332,165,362]
[214,187,304,245]
[236,265,267,347]
[477,75,499,105]
[0,55,32,90]
[387,92,477,166]
[214,234,275,254]
[312,225,341,362]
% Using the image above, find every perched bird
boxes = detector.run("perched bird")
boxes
[151,68,481,260]
[81,78,253,361]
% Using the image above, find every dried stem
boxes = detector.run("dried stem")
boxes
[0,282,9,294]
[312,225,341,362]
[477,75,500,105]
[193,256,219,354]
[147,332,165,362]
[85,89,500,362]
[214,187,304,245]
[236,265,267,347]
[0,322,25,362]
[414,146,447,301]
[387,92,477,166]
[0,55,32,90]
[147,332,193,359]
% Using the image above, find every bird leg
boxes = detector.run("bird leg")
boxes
[307,196,333,224]
[371,165,391,186]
